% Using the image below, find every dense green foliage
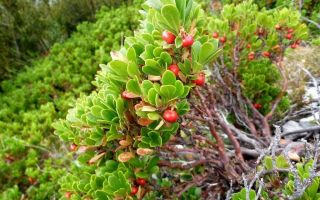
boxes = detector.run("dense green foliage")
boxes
[0,2,140,199]
[0,0,133,81]
[232,156,320,199]
[53,0,308,199]
[220,0,319,35]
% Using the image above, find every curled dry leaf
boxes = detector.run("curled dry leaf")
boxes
[137,148,154,156]
[138,118,153,126]
[155,120,165,130]
[122,91,140,99]
[118,152,135,162]
[119,139,132,147]
[88,152,106,165]
[141,106,157,112]
[78,146,88,153]
[148,75,161,81]
[110,51,127,61]
[288,152,300,161]
[134,101,147,110]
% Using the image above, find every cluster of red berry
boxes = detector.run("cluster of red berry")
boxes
[130,178,147,196]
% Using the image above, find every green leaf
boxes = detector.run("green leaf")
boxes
[147,88,158,105]
[107,125,123,141]
[160,85,176,100]
[180,86,191,98]
[161,70,176,85]
[148,131,162,147]
[127,47,136,62]
[141,80,154,96]
[161,5,181,34]
[147,112,161,120]
[91,106,103,118]
[143,59,163,76]
[179,60,191,74]
[175,36,183,48]
[191,41,201,64]
[116,98,125,120]
[127,61,140,77]
[176,99,190,115]
[160,52,172,66]
[174,80,184,97]
[126,79,141,95]
[199,41,219,64]
[109,60,128,77]
[104,160,118,173]
[175,0,186,22]
[95,190,109,200]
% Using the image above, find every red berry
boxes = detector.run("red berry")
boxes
[69,143,77,151]
[131,186,138,195]
[295,40,301,45]
[136,178,147,186]
[287,28,294,33]
[285,33,293,40]
[219,36,227,43]
[163,110,179,123]
[162,31,176,44]
[262,51,270,58]
[275,24,281,30]
[65,192,72,199]
[254,103,262,109]
[168,64,179,76]
[182,35,194,48]
[246,44,251,49]
[291,43,297,49]
[193,73,205,86]
[212,32,219,39]
[248,52,255,60]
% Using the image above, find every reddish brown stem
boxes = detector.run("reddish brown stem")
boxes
[194,88,230,165]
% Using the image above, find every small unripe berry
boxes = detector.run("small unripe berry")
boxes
[219,36,227,43]
[212,32,219,39]
[136,178,147,186]
[275,24,281,30]
[246,44,251,49]
[193,73,205,86]
[130,186,138,195]
[262,51,270,58]
[69,143,77,151]
[162,31,176,44]
[182,35,194,48]
[163,110,179,123]
[65,192,72,199]
[168,64,179,76]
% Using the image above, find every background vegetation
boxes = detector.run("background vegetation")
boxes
[0,0,134,81]
[0,1,141,198]
[0,0,319,199]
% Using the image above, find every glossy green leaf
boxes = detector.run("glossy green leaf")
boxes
[161,70,176,85]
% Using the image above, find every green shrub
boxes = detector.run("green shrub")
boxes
[0,2,141,199]
[54,0,307,199]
